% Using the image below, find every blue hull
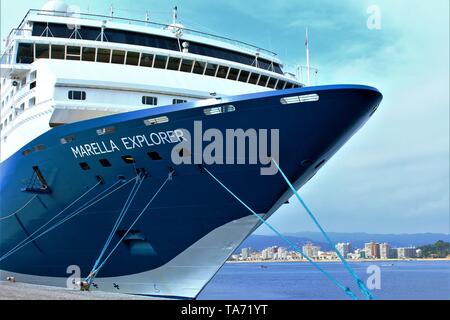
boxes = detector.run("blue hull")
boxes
[0,85,382,298]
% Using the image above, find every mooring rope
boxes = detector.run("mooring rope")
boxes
[0,178,134,263]
[88,173,146,278]
[0,195,38,221]
[271,159,376,300]
[204,167,359,300]
[86,172,173,283]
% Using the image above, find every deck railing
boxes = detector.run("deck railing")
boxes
[10,9,277,58]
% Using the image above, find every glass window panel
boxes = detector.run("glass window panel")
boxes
[248,73,259,84]
[126,51,139,66]
[35,44,50,59]
[285,82,294,89]
[193,61,206,74]
[227,68,239,80]
[180,59,193,72]
[111,50,125,64]
[82,47,96,61]
[153,55,167,69]
[258,75,269,87]
[16,43,34,64]
[97,48,111,63]
[216,65,229,79]
[267,77,277,89]
[67,46,81,56]
[205,63,218,76]
[51,45,65,59]
[167,57,181,70]
[140,53,153,67]
[276,80,286,90]
[238,70,250,82]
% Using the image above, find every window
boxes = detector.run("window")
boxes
[30,71,37,81]
[276,80,286,90]
[79,162,91,170]
[285,82,294,89]
[140,53,153,67]
[121,155,135,164]
[205,63,218,76]
[126,51,140,66]
[193,61,206,74]
[29,97,36,108]
[99,159,112,167]
[30,81,36,90]
[35,44,50,59]
[61,135,76,144]
[227,68,239,81]
[142,96,157,105]
[33,144,46,152]
[173,99,187,104]
[20,103,25,110]
[97,48,111,63]
[96,126,116,136]
[238,70,250,82]
[167,57,181,70]
[147,151,162,160]
[51,45,65,59]
[180,59,193,72]
[16,43,34,64]
[111,50,126,64]
[248,73,260,84]
[66,46,81,60]
[31,22,284,74]
[267,77,277,89]
[82,47,96,61]
[258,75,269,87]
[143,116,169,126]
[68,91,86,100]
[153,55,167,69]
[216,65,229,79]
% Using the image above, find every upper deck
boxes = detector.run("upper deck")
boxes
[2,9,284,74]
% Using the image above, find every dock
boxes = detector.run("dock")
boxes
[0,281,168,300]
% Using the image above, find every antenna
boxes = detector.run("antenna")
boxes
[305,27,311,86]
[145,10,150,24]
[110,4,114,18]
[173,6,178,25]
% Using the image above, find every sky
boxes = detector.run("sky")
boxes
[1,0,449,235]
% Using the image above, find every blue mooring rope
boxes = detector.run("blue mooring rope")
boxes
[204,167,359,300]
[271,159,376,300]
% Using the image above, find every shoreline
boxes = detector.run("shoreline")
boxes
[226,258,450,264]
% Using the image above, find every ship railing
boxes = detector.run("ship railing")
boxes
[1,29,33,65]
[296,65,320,86]
[18,9,277,58]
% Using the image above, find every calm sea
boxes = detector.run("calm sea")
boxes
[198,260,450,300]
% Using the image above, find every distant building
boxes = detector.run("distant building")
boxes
[336,242,353,258]
[389,248,398,259]
[318,251,338,260]
[365,242,381,259]
[380,243,391,259]
[302,243,320,259]
[241,247,252,260]
[397,247,416,259]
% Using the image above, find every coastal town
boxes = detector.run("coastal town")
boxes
[229,241,449,262]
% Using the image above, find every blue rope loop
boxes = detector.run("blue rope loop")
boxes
[203,167,360,300]
[271,159,376,300]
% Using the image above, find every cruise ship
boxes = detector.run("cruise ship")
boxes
[0,1,382,299]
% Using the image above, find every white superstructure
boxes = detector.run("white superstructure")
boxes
[0,2,302,162]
